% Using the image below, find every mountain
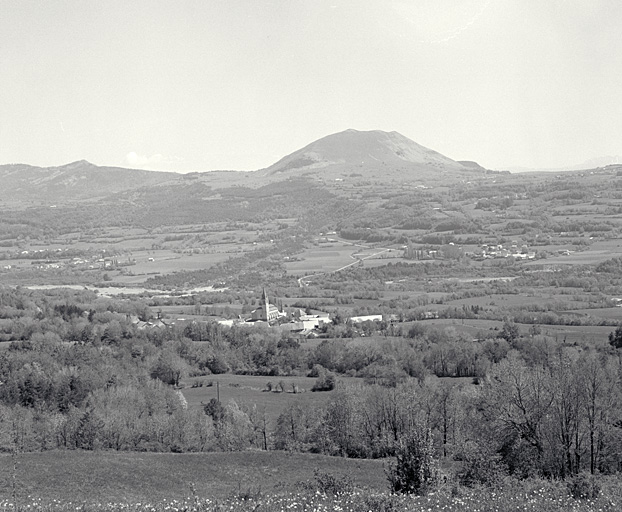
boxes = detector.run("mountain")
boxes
[565,156,622,171]
[458,160,487,171]
[262,129,470,181]
[508,156,622,174]
[0,160,179,203]
[0,129,487,204]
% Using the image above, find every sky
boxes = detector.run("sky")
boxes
[1,0,621,172]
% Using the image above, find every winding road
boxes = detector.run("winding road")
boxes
[297,238,392,287]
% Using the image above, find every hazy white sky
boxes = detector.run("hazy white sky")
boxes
[1,0,621,172]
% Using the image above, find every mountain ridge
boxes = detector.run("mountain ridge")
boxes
[0,129,489,202]
[0,160,179,202]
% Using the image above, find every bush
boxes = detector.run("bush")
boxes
[307,363,325,378]
[311,369,336,392]
[457,446,507,488]
[300,469,354,495]
[568,472,600,500]
[387,428,439,495]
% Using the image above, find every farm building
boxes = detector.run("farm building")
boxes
[349,314,383,324]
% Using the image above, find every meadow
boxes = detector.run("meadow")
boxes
[283,245,361,275]
[122,250,233,276]
[181,374,335,421]
[0,450,386,502]
[394,317,615,347]
[2,450,622,512]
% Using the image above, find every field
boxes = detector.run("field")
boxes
[284,244,362,274]
[119,250,233,276]
[404,318,615,346]
[569,307,622,320]
[0,450,387,502]
[283,239,407,277]
[2,451,622,512]
[181,374,336,421]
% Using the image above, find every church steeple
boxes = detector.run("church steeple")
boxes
[262,287,269,319]
[250,287,280,323]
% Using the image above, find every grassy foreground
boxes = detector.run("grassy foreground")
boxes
[2,450,622,511]
[0,450,386,502]
[1,477,622,512]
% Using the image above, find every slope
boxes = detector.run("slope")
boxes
[262,129,472,183]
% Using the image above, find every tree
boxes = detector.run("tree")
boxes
[479,353,554,476]
[608,324,622,349]
[579,353,621,474]
[311,369,336,392]
[150,350,186,387]
[275,402,318,452]
[203,398,225,423]
[500,321,520,345]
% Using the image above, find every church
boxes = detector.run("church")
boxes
[250,288,282,323]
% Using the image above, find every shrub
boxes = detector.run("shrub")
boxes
[311,371,336,391]
[386,428,439,495]
[300,469,354,495]
[307,363,325,378]
[457,447,507,488]
[568,472,601,500]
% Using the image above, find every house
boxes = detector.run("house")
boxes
[349,314,383,324]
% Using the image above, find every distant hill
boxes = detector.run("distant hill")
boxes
[457,160,487,171]
[508,156,622,174]
[0,160,178,203]
[261,129,472,182]
[565,156,622,171]
[0,130,490,205]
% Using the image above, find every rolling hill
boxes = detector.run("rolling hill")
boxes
[0,160,178,203]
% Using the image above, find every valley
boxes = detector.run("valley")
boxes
[2,130,622,507]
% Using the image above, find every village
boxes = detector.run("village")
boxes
[126,287,397,339]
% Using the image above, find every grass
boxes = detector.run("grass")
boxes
[2,457,622,512]
[444,292,589,308]
[284,246,358,274]
[567,307,622,319]
[181,374,332,422]
[129,251,233,274]
[0,450,387,503]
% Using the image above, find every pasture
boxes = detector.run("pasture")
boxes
[443,291,597,310]
[568,307,622,320]
[124,249,233,276]
[535,324,615,346]
[404,318,615,347]
[0,450,387,503]
[536,249,621,266]
[181,374,333,422]
[284,244,359,274]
